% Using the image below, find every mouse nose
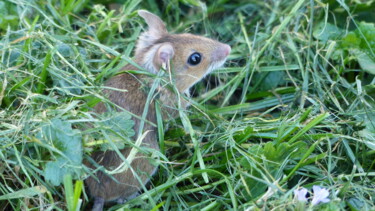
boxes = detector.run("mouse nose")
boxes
[222,44,231,57]
[212,43,231,61]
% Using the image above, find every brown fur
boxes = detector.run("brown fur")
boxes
[85,72,158,202]
[85,10,230,210]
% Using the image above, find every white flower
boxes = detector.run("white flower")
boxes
[294,188,308,202]
[311,185,330,205]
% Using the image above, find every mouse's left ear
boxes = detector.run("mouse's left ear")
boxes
[153,43,174,71]
[140,42,174,74]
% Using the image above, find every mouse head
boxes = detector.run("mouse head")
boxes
[135,10,231,93]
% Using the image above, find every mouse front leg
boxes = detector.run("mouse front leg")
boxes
[92,197,105,211]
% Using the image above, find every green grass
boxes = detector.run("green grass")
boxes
[1,0,375,210]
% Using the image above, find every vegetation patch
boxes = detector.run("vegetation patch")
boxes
[1,0,374,210]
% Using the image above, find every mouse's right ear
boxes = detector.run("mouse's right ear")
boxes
[136,10,168,55]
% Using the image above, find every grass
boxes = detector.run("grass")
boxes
[1,0,375,210]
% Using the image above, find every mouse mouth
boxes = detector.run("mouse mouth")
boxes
[205,58,227,76]
[175,57,229,93]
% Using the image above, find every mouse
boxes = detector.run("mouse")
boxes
[84,10,231,211]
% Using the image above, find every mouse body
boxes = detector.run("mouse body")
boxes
[85,10,231,211]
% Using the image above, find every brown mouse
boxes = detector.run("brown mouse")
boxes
[85,10,231,211]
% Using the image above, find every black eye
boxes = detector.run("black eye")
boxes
[187,52,201,65]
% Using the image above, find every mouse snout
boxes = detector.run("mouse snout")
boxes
[222,44,231,57]
[212,43,231,61]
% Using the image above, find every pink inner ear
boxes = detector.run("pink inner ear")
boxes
[160,52,170,63]
[156,43,174,67]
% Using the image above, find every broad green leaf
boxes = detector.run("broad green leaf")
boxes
[98,112,135,150]
[347,197,366,211]
[313,22,344,42]
[53,74,85,95]
[101,112,135,137]
[40,119,82,186]
[233,126,253,144]
[57,43,74,58]
[240,140,309,200]
[353,49,375,75]
[342,22,375,74]
[258,71,285,91]
[0,2,19,30]
[357,112,375,150]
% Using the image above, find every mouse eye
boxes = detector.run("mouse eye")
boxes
[187,52,201,65]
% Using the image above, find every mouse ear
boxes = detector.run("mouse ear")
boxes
[140,43,174,74]
[153,43,174,71]
[138,10,167,39]
[136,10,168,56]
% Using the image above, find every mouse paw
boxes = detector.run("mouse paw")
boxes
[92,197,105,211]
[116,191,140,204]
[116,198,126,204]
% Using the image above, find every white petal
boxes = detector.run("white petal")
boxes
[294,188,308,202]
[311,186,330,205]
